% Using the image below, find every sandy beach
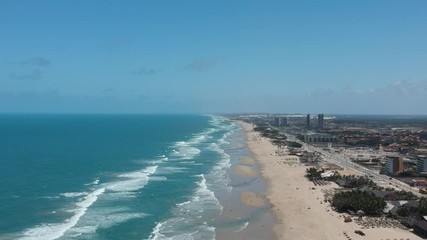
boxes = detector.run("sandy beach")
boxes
[215,123,275,240]
[238,121,423,240]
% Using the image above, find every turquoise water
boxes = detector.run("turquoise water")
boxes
[0,114,237,240]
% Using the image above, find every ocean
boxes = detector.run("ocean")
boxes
[0,114,249,240]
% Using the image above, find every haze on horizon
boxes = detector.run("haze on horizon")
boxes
[1,1,426,115]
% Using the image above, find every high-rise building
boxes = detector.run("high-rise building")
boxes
[306,114,310,128]
[385,156,403,174]
[318,114,324,129]
[274,117,280,126]
[416,155,427,173]
[280,117,288,126]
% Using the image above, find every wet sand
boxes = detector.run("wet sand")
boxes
[215,123,275,240]
[234,165,257,177]
[240,192,265,208]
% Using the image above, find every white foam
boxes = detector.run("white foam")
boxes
[150,176,168,181]
[134,156,168,165]
[60,192,88,198]
[176,201,191,207]
[19,188,105,240]
[208,143,232,170]
[158,166,188,174]
[180,161,203,165]
[148,116,238,239]
[189,134,206,144]
[149,222,169,240]
[148,175,220,240]
[208,115,223,126]
[171,141,201,160]
[150,159,166,165]
[106,166,158,192]
[84,178,100,186]
[68,209,147,236]
[65,225,97,238]
[19,164,157,239]
[205,124,234,193]
[193,174,223,213]
[233,221,249,233]
[40,196,60,199]
[156,156,168,162]
[169,125,220,161]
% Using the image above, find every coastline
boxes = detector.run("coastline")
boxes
[215,120,275,240]
[237,120,423,240]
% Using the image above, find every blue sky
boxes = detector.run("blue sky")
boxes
[1,1,427,114]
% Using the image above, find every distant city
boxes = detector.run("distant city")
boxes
[234,113,427,176]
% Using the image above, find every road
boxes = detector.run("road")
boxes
[283,132,424,197]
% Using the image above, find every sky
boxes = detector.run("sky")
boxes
[1,0,427,114]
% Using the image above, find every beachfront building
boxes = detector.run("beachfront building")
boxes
[384,156,403,174]
[416,155,427,173]
[303,133,337,143]
[318,114,324,129]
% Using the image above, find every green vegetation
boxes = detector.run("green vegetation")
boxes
[305,167,323,180]
[395,197,426,218]
[253,124,279,138]
[253,123,288,147]
[286,141,302,148]
[417,197,427,215]
[396,205,417,217]
[252,123,303,149]
[333,175,376,188]
[392,190,418,200]
[332,191,386,215]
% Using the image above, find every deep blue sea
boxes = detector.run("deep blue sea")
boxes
[0,114,237,240]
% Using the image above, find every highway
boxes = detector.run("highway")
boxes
[283,131,424,197]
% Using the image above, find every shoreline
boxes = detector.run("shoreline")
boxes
[215,121,275,240]
[237,120,423,240]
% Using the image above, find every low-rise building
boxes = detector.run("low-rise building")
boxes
[303,133,338,143]
[411,178,427,187]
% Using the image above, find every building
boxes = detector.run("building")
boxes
[280,117,288,126]
[317,114,324,129]
[411,178,427,187]
[407,216,427,237]
[303,133,337,143]
[273,117,280,127]
[416,155,427,173]
[272,117,288,127]
[384,156,403,174]
[306,114,310,129]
